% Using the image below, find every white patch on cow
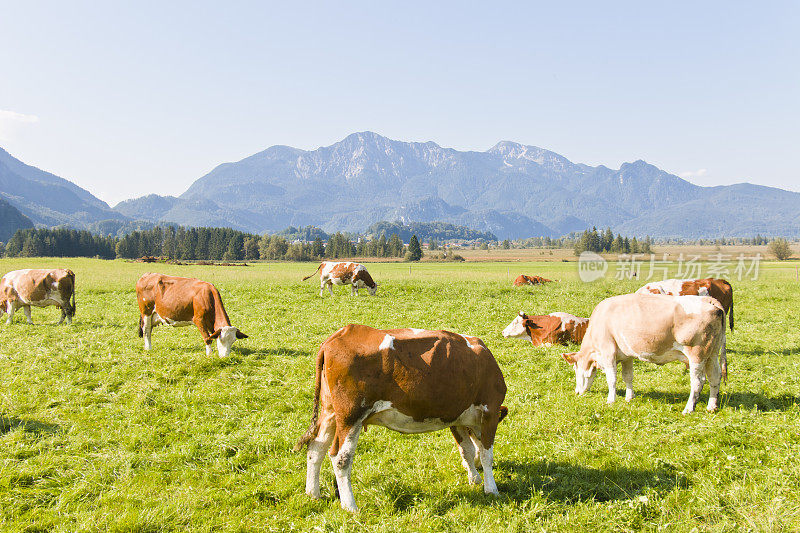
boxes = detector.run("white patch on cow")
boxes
[481,445,498,495]
[365,401,486,434]
[378,334,394,351]
[675,295,707,315]
[409,328,426,335]
[501,315,528,339]
[459,334,474,348]
[160,314,193,327]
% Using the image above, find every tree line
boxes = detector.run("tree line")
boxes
[573,228,653,255]
[3,226,424,261]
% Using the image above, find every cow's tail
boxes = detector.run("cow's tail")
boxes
[293,346,326,452]
[70,273,76,316]
[719,317,728,383]
[729,299,734,331]
[302,263,324,281]
[138,315,144,338]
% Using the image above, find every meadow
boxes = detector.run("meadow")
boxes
[1,257,799,532]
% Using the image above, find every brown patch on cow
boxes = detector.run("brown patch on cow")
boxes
[648,288,660,294]
[679,278,734,331]
[521,315,584,346]
[352,268,376,289]
[329,263,354,282]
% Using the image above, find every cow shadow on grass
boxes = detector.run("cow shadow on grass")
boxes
[0,415,60,436]
[728,345,800,357]
[640,390,800,412]
[382,459,687,512]
[236,347,311,359]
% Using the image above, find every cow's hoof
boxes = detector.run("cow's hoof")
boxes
[468,473,482,485]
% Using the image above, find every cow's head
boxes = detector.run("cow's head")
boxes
[562,351,597,395]
[209,326,248,357]
[368,282,377,296]
[502,312,530,339]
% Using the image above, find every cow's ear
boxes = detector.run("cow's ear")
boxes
[562,352,577,365]
[209,329,222,339]
[236,330,248,339]
[519,311,527,319]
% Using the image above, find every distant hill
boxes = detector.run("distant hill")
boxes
[365,221,496,242]
[0,147,126,228]
[112,132,800,239]
[0,198,34,242]
[3,134,798,239]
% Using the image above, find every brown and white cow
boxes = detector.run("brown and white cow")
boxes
[562,293,727,414]
[636,278,734,331]
[294,325,507,512]
[513,274,553,286]
[302,261,377,296]
[0,269,76,325]
[502,312,589,346]
[135,273,248,357]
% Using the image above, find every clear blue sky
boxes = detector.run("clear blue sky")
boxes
[1,1,798,204]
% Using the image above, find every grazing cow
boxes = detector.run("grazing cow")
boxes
[294,325,507,512]
[562,293,727,414]
[135,273,248,357]
[0,269,76,325]
[513,274,553,286]
[636,278,734,331]
[302,261,377,296]
[502,312,589,346]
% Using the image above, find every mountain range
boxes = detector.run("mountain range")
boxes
[2,133,799,239]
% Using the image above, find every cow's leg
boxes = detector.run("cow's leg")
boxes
[327,281,334,296]
[142,314,154,350]
[351,284,358,296]
[620,359,635,401]
[705,355,722,412]
[319,279,326,297]
[477,412,500,495]
[330,422,362,512]
[5,301,15,325]
[306,409,336,498]
[23,305,32,324]
[683,359,706,415]
[57,308,66,325]
[604,363,618,404]
[450,427,481,485]
[468,431,483,470]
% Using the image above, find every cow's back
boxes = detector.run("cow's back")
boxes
[584,293,723,354]
[323,325,505,421]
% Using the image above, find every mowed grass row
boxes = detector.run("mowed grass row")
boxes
[0,258,799,532]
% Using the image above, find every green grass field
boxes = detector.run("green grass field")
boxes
[1,258,799,532]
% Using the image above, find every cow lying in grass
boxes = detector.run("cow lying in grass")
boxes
[513,274,553,286]
[562,293,727,414]
[502,312,589,346]
[294,324,507,512]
